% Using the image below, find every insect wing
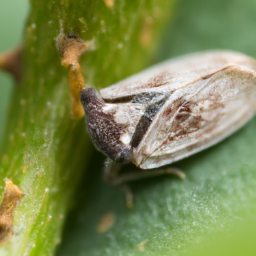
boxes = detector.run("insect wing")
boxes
[100,51,256,101]
[134,65,256,169]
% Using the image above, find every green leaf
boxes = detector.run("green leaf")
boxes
[56,0,256,255]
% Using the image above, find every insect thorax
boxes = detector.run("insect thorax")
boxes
[80,87,170,166]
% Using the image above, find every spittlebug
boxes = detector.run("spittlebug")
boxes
[58,37,256,207]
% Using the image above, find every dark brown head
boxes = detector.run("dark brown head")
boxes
[80,88,132,164]
[80,87,104,107]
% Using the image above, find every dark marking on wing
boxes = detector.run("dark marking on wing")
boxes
[131,92,165,104]
[104,95,134,103]
[162,97,185,117]
[159,99,225,151]
[172,101,205,135]
[103,92,168,104]
[131,100,166,148]
[143,70,171,88]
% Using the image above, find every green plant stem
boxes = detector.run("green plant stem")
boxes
[0,0,174,255]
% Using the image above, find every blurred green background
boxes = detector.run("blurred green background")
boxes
[0,0,29,142]
[1,0,256,256]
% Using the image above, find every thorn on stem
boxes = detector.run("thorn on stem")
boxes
[0,179,22,244]
[0,46,23,82]
[56,34,87,68]
[56,33,88,119]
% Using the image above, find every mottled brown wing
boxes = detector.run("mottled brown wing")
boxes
[100,51,256,101]
[133,65,256,169]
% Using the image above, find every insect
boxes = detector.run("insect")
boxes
[58,37,256,207]
[80,50,256,204]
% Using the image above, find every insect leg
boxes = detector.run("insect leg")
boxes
[119,184,134,209]
[103,158,122,183]
[109,167,185,185]
[104,158,134,208]
[104,159,185,208]
[165,168,186,179]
